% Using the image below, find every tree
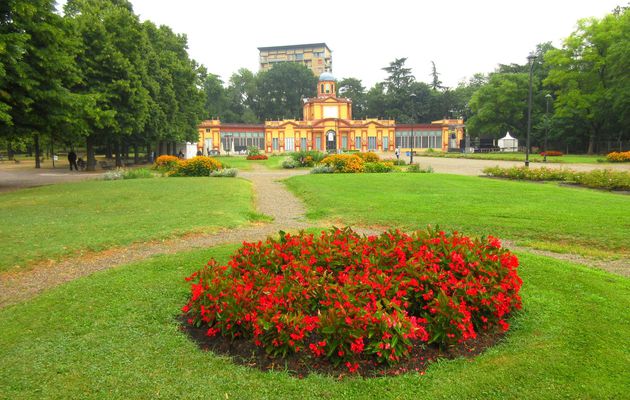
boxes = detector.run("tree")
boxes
[467,72,530,138]
[203,73,228,119]
[225,68,258,123]
[254,63,316,120]
[65,0,151,168]
[142,22,205,155]
[430,61,443,91]
[0,0,81,168]
[544,9,629,153]
[382,58,414,95]
[337,77,367,119]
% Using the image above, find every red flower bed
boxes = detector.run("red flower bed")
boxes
[247,154,268,160]
[539,150,563,157]
[182,227,522,372]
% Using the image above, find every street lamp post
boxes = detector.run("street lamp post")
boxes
[410,93,417,164]
[544,93,552,163]
[525,53,536,168]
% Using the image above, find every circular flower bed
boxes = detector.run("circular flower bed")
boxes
[181,227,522,374]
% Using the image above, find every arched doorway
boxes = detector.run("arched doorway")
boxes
[326,129,337,152]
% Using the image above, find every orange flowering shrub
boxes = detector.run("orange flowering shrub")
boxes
[606,151,630,162]
[356,151,380,162]
[321,154,365,173]
[154,155,181,172]
[174,156,222,176]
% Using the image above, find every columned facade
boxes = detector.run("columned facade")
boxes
[197,73,464,154]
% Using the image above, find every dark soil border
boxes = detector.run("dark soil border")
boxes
[178,315,507,378]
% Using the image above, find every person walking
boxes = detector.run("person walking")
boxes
[395,147,400,160]
[67,150,78,171]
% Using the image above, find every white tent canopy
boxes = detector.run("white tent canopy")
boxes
[498,132,518,152]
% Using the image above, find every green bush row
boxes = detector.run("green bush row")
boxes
[483,166,630,191]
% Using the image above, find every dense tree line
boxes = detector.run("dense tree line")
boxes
[0,0,205,169]
[1,1,627,165]
[204,7,628,154]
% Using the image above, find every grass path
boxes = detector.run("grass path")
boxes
[285,173,630,258]
[1,165,626,309]
[0,246,627,399]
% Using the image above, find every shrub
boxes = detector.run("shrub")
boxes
[364,161,395,173]
[154,155,180,172]
[539,150,563,157]
[483,166,573,181]
[182,227,522,371]
[210,168,238,177]
[122,168,154,179]
[356,151,380,162]
[483,166,630,191]
[606,151,630,162]
[247,154,268,160]
[282,159,299,169]
[392,159,406,166]
[103,168,125,180]
[173,156,222,177]
[407,164,433,173]
[290,150,326,167]
[247,146,261,157]
[571,169,630,191]
[310,165,334,174]
[321,154,364,173]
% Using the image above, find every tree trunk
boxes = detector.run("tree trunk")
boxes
[586,134,595,155]
[115,139,122,167]
[51,138,55,169]
[106,141,113,159]
[166,142,171,155]
[133,143,139,164]
[146,142,152,163]
[34,134,41,169]
[7,142,14,160]
[86,135,96,171]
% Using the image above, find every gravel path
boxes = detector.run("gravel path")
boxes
[1,162,627,309]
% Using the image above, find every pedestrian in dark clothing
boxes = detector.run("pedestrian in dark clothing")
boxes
[68,151,78,171]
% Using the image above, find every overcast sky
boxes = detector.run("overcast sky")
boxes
[58,0,621,88]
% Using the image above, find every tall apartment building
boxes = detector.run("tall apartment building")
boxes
[258,43,332,75]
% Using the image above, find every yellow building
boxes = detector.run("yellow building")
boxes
[197,73,464,155]
[258,43,332,76]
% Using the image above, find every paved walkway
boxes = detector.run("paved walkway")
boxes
[0,161,627,308]
[391,156,630,176]
[0,165,101,193]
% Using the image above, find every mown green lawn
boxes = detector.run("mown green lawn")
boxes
[0,178,255,272]
[416,151,608,164]
[285,173,630,257]
[0,245,627,399]
[214,155,289,170]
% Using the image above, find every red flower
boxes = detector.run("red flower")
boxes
[345,361,359,373]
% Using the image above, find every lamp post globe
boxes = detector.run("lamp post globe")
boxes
[525,53,537,168]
